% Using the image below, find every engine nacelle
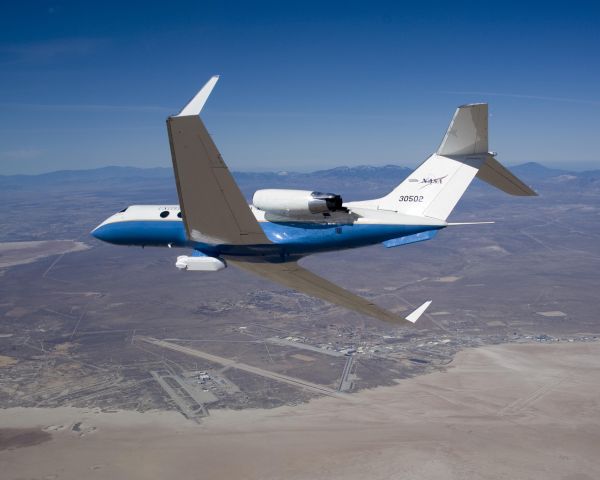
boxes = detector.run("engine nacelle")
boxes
[176,255,226,272]
[252,189,344,217]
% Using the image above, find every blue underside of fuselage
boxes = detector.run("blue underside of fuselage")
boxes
[91,220,443,258]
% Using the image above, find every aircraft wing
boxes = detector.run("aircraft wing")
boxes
[166,76,270,245]
[227,259,429,325]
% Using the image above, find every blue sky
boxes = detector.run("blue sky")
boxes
[1,0,599,174]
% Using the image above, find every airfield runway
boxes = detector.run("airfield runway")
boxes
[1,342,599,480]
[137,336,345,398]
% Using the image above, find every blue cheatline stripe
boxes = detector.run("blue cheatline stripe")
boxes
[91,219,443,256]
[92,220,187,247]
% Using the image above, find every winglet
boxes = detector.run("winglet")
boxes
[406,300,432,323]
[176,75,220,117]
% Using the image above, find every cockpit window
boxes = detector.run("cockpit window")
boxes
[119,207,128,212]
[160,211,170,218]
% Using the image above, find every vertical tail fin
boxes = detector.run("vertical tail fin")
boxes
[355,104,536,221]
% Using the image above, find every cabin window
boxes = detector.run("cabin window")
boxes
[119,207,128,212]
[160,211,170,218]
[177,211,182,218]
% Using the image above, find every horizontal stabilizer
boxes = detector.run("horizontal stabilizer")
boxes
[447,221,495,226]
[476,155,537,196]
[382,229,438,248]
[438,103,488,156]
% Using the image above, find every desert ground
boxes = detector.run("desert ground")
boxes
[0,240,90,268]
[1,341,599,480]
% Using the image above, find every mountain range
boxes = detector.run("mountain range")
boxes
[2,162,598,184]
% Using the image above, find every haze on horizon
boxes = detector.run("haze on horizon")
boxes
[1,1,599,175]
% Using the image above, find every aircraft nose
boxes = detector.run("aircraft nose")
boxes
[90,216,116,243]
[90,224,108,242]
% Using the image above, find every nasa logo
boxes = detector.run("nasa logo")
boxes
[419,175,448,189]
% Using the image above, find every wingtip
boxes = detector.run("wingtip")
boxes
[175,75,220,117]
[406,300,432,323]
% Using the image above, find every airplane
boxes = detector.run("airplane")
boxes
[91,76,536,325]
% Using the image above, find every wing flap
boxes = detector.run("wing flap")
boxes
[228,259,416,325]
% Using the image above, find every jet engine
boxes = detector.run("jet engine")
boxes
[252,189,345,217]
